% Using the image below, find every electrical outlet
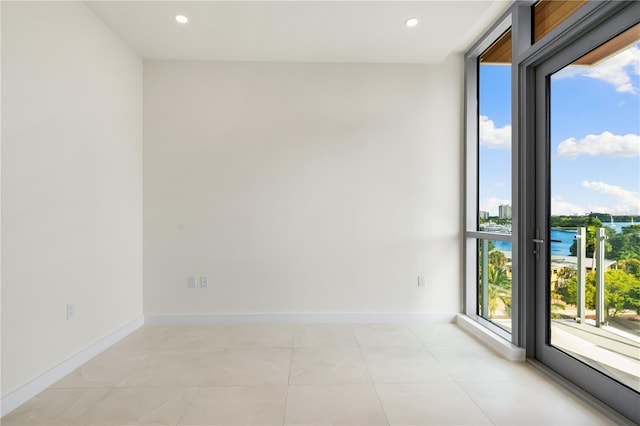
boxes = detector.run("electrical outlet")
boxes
[199,276,208,288]
[418,276,426,288]
[67,303,76,320]
[187,276,196,288]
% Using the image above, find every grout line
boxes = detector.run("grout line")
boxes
[357,324,391,426]
[174,387,201,426]
[12,323,625,426]
[287,336,296,386]
[282,337,296,426]
[282,384,290,426]
[454,381,498,426]
[408,323,499,424]
[61,387,113,426]
[407,322,455,377]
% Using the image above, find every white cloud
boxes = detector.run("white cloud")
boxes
[556,131,640,159]
[553,45,640,94]
[584,46,640,94]
[479,115,511,148]
[554,66,583,80]
[551,196,585,216]
[480,197,510,217]
[582,181,640,215]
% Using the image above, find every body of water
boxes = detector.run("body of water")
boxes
[493,222,635,256]
[603,221,636,233]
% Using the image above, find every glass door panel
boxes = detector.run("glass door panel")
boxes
[535,18,640,422]
[548,24,640,393]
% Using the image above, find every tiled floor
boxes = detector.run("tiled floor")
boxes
[1,323,623,425]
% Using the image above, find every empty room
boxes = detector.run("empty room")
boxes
[1,0,639,425]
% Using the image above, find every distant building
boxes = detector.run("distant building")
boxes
[499,204,512,219]
[479,211,490,220]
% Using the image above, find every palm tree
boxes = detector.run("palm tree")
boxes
[488,250,507,268]
[486,264,511,317]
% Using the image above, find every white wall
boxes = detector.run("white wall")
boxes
[144,58,463,316]
[0,0,3,403]
[1,1,143,396]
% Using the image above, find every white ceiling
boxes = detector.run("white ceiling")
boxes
[85,1,512,64]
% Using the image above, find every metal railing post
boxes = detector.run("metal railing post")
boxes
[595,228,606,327]
[482,239,489,317]
[576,227,586,324]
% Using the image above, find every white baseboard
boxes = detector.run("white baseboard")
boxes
[1,316,144,417]
[455,313,526,361]
[144,312,457,325]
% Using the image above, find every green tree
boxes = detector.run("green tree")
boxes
[556,274,594,308]
[627,284,640,314]
[487,264,510,289]
[618,259,640,280]
[486,264,511,317]
[550,215,602,229]
[569,225,613,258]
[603,269,639,317]
[556,269,640,318]
[478,242,510,318]
[488,250,507,268]
[556,267,576,287]
[551,267,575,318]
[609,225,640,261]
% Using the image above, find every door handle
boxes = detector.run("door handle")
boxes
[532,237,544,260]
[533,229,544,260]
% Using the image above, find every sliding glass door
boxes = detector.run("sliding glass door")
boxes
[534,14,640,422]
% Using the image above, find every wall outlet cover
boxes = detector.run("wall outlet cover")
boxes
[66,303,76,320]
[187,276,196,288]
[199,276,209,288]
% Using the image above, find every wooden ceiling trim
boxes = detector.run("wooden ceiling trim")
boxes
[479,28,512,64]
[478,1,625,65]
[573,23,639,66]
[534,0,588,42]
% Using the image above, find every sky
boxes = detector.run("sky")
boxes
[479,41,640,217]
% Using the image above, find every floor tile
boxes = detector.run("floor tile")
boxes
[1,388,108,426]
[115,324,295,350]
[52,350,148,388]
[361,346,453,383]
[284,384,389,425]
[178,386,287,426]
[376,383,493,425]
[1,323,628,426]
[206,324,296,348]
[353,324,422,348]
[407,323,488,349]
[72,387,197,425]
[459,380,618,425]
[116,351,220,387]
[290,346,370,384]
[112,325,217,351]
[204,348,292,385]
[428,346,549,382]
[294,324,358,348]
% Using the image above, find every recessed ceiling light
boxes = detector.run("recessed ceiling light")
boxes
[405,18,419,28]
[175,14,189,24]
